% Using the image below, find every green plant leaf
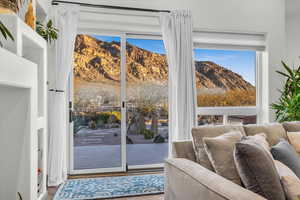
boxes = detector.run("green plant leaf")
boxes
[0,21,14,42]
[36,19,58,44]
[276,70,291,79]
[271,61,300,122]
[281,61,294,78]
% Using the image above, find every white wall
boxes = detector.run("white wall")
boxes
[50,0,287,121]
[286,0,300,67]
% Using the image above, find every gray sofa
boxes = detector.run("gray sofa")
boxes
[164,122,300,200]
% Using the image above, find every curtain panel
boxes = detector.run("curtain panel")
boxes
[48,5,79,186]
[160,10,197,155]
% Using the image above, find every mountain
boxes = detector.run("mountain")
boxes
[74,35,254,91]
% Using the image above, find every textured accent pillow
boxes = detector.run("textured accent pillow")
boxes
[281,176,300,200]
[246,133,270,149]
[287,132,300,154]
[275,160,298,179]
[234,137,286,200]
[246,133,273,160]
[192,125,245,171]
[271,139,300,178]
[203,131,242,185]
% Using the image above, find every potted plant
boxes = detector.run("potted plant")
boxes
[0,20,14,46]
[36,20,58,43]
[271,61,300,122]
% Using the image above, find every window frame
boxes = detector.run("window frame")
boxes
[194,47,263,125]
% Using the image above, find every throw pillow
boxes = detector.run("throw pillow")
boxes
[243,123,288,146]
[246,132,270,149]
[192,125,245,171]
[274,160,300,200]
[203,131,242,185]
[274,160,298,179]
[271,139,300,178]
[234,137,286,200]
[281,176,300,200]
[287,132,300,154]
[283,121,300,132]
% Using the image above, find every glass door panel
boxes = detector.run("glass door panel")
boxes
[72,34,124,172]
[125,37,169,167]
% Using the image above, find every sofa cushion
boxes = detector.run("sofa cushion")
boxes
[282,121,300,132]
[243,123,287,146]
[281,176,300,200]
[192,125,245,171]
[287,132,300,154]
[234,137,286,200]
[203,131,243,185]
[271,139,300,178]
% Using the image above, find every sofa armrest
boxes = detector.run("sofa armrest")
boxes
[173,140,196,161]
[165,158,267,200]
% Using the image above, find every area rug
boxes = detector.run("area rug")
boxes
[53,174,164,200]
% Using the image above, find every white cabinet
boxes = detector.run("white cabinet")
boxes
[0,14,48,200]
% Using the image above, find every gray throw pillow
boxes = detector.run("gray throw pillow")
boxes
[271,139,300,178]
[234,137,286,200]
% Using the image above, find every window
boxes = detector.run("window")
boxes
[198,115,223,126]
[194,48,258,125]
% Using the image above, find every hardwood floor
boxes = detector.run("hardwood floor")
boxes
[47,171,164,200]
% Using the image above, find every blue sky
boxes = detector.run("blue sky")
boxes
[91,35,256,85]
[194,49,256,85]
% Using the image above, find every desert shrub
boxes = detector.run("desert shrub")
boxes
[88,121,97,129]
[197,89,256,107]
[74,117,86,134]
[153,135,165,143]
[109,111,121,122]
[141,129,155,139]
[96,112,111,124]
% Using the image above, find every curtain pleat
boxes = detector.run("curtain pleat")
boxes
[48,5,79,186]
[160,10,197,156]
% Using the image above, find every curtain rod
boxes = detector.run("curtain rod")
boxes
[52,0,171,13]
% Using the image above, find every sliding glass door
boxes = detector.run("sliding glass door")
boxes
[69,33,168,174]
[70,34,126,174]
[125,36,169,168]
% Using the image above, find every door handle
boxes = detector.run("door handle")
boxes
[69,101,73,123]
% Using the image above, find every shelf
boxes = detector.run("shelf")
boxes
[0,47,37,200]
[37,129,47,199]
[0,14,47,118]
[0,14,48,200]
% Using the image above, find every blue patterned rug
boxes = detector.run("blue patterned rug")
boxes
[53,174,164,200]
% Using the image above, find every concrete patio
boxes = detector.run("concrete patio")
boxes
[74,143,168,169]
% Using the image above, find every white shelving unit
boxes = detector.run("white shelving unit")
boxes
[0,14,48,200]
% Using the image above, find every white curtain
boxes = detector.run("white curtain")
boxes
[48,5,79,186]
[160,10,197,154]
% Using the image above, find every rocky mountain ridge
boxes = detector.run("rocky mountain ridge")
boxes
[74,34,254,91]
